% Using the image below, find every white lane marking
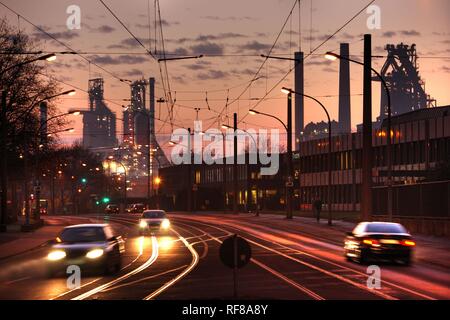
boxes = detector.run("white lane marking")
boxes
[71,236,158,300]
[102,265,188,292]
[216,220,437,300]
[143,229,199,300]
[174,218,399,300]
[173,220,324,300]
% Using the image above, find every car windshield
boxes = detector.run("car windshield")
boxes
[142,211,165,219]
[59,227,106,243]
[365,223,407,234]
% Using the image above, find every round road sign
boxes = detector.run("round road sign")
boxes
[219,235,252,269]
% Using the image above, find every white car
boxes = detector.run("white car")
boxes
[139,210,171,235]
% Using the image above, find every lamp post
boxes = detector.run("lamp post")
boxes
[222,125,259,216]
[326,46,391,221]
[249,108,293,219]
[281,87,333,226]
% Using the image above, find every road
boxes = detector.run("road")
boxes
[0,213,448,300]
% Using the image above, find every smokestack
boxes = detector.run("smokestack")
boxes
[294,51,304,150]
[338,43,351,134]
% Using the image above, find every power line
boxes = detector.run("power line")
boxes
[0,1,132,86]
[238,0,377,126]
[98,0,156,59]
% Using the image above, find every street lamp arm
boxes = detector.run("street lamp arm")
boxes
[250,110,288,132]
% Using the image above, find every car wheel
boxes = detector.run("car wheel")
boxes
[356,248,368,264]
[401,255,411,266]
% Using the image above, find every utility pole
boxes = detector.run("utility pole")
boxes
[187,128,192,212]
[286,92,293,219]
[233,113,238,214]
[362,34,373,221]
[0,91,7,230]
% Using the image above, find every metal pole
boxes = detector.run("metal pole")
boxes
[146,111,151,209]
[233,113,238,214]
[287,92,293,219]
[328,122,332,226]
[187,128,192,212]
[383,81,393,221]
[0,91,7,230]
[362,34,373,222]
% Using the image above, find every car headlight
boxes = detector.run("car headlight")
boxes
[47,250,66,261]
[86,248,104,259]
[161,219,170,230]
[139,220,147,228]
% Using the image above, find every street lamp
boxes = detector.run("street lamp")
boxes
[158,55,203,62]
[249,104,293,220]
[325,51,393,221]
[281,87,333,226]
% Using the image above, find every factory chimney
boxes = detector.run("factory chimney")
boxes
[338,43,351,134]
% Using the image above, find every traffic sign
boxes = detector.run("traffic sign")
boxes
[219,235,252,269]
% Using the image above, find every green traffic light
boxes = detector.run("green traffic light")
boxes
[95,201,100,205]
[81,178,87,184]
[102,197,110,204]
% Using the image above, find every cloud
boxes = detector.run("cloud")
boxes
[182,61,211,70]
[382,31,397,38]
[32,30,79,41]
[442,66,450,73]
[200,16,256,21]
[322,67,337,73]
[136,20,179,29]
[90,55,149,65]
[399,30,421,36]
[197,70,229,80]
[122,69,145,77]
[195,33,247,42]
[97,25,115,33]
[305,59,333,67]
[238,41,271,52]
[190,42,224,55]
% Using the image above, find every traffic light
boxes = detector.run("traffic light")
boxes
[95,201,100,205]
[102,197,110,204]
[81,178,87,184]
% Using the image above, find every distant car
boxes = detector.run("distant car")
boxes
[105,204,120,214]
[344,222,415,265]
[127,203,146,214]
[46,224,125,276]
[139,210,170,235]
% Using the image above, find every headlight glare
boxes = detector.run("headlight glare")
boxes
[161,219,170,229]
[86,248,104,259]
[139,220,147,228]
[47,250,66,261]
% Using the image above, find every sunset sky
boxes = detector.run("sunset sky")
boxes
[1,0,449,148]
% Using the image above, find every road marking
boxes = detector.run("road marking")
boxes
[102,265,188,292]
[179,217,437,300]
[71,236,158,300]
[143,228,199,300]
[174,220,324,300]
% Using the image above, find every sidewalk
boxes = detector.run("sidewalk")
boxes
[0,216,92,260]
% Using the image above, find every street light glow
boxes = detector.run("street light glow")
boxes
[42,53,57,62]
[324,52,338,61]
[248,109,259,115]
[281,87,292,95]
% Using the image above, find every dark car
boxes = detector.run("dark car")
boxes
[46,224,125,276]
[139,210,170,235]
[127,203,146,214]
[344,222,415,265]
[105,204,120,214]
